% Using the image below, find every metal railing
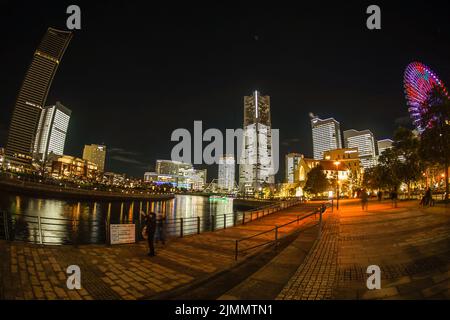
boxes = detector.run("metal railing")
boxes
[234,202,330,261]
[0,199,302,245]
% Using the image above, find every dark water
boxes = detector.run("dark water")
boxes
[0,193,235,244]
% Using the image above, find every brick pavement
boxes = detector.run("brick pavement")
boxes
[277,200,450,300]
[0,203,321,300]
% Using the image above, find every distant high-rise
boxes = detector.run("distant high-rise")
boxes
[83,144,107,172]
[343,129,377,169]
[34,102,71,162]
[156,160,192,175]
[218,155,235,192]
[377,139,394,156]
[285,153,303,183]
[239,91,274,193]
[5,28,72,166]
[310,115,342,160]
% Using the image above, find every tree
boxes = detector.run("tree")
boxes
[392,127,424,197]
[304,165,329,195]
[418,86,450,200]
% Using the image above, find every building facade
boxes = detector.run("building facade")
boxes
[377,139,394,156]
[310,115,342,160]
[146,160,206,190]
[285,153,303,183]
[49,154,98,180]
[33,102,71,162]
[343,129,378,169]
[239,91,274,194]
[82,144,106,172]
[5,28,72,167]
[218,155,235,192]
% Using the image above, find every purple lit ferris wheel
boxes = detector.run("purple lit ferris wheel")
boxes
[404,62,448,131]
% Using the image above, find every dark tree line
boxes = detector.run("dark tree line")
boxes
[364,86,450,200]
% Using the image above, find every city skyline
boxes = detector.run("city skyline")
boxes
[0,2,449,180]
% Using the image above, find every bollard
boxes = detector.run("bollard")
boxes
[224,214,227,229]
[242,212,245,225]
[197,216,201,234]
[211,215,215,231]
[233,212,237,226]
[180,218,184,238]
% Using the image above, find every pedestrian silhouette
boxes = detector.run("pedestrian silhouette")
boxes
[143,211,157,256]
[361,189,369,211]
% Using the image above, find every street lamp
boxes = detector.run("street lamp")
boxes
[334,161,341,210]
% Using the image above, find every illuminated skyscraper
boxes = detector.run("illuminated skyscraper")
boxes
[218,155,235,192]
[83,144,107,172]
[310,115,342,160]
[343,129,378,169]
[34,102,71,162]
[239,91,274,193]
[5,28,72,166]
[285,153,303,183]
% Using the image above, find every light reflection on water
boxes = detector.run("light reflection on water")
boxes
[0,193,234,244]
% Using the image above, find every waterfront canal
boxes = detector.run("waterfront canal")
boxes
[0,193,246,244]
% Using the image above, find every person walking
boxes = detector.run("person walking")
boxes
[391,189,398,208]
[377,190,383,202]
[361,189,369,211]
[143,211,157,256]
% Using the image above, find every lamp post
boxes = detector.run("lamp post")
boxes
[334,161,341,210]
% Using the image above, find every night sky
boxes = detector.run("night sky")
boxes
[1,1,449,181]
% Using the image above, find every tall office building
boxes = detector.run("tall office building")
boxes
[310,115,342,160]
[33,102,71,162]
[218,155,235,192]
[343,129,377,169]
[5,28,72,166]
[285,153,303,183]
[239,91,274,193]
[83,144,107,172]
[377,139,394,156]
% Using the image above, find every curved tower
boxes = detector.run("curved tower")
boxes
[5,27,72,167]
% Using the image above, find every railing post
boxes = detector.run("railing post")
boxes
[224,214,226,229]
[318,211,323,239]
[3,211,10,241]
[242,212,245,225]
[180,218,184,238]
[37,216,43,245]
[235,240,239,261]
[274,225,279,249]
[197,216,200,234]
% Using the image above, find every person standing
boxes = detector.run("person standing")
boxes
[144,211,157,256]
[361,189,369,211]
[391,189,398,208]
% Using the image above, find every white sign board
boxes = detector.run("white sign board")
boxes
[110,224,136,245]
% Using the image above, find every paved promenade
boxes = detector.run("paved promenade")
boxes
[278,200,450,300]
[0,203,320,300]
